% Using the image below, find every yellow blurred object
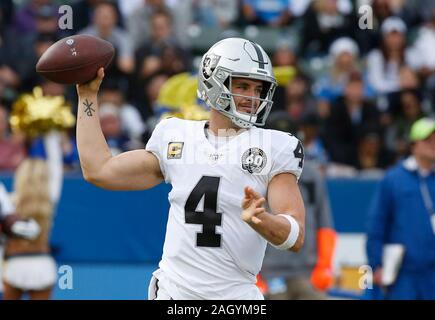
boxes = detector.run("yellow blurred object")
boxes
[337,265,363,292]
[10,87,75,138]
[157,72,192,109]
[157,72,210,121]
[177,77,199,106]
[273,66,296,87]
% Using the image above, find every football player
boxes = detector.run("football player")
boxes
[76,38,305,300]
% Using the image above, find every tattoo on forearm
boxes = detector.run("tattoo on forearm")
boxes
[83,99,95,117]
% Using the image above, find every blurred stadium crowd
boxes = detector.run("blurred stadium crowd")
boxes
[0,0,434,176]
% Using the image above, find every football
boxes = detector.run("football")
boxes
[36,34,115,85]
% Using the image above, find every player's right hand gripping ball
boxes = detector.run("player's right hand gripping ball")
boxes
[36,34,114,85]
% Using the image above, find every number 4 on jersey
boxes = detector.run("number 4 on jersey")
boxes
[185,176,222,247]
[287,133,304,169]
[293,140,304,168]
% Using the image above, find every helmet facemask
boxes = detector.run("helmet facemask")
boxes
[200,65,276,129]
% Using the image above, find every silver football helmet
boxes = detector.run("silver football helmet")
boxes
[197,37,277,128]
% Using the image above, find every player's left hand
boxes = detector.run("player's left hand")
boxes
[241,186,266,225]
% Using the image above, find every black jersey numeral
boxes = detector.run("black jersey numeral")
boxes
[293,141,304,168]
[185,176,222,247]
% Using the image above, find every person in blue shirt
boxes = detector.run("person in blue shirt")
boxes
[366,117,435,299]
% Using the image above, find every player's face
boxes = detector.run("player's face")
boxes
[231,78,263,114]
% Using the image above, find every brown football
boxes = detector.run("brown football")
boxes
[36,34,115,84]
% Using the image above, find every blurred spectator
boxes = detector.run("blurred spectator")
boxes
[270,40,300,111]
[372,0,406,25]
[366,117,435,299]
[323,72,381,167]
[0,63,20,105]
[301,0,356,56]
[402,0,435,28]
[366,17,415,96]
[118,0,143,19]
[142,71,170,131]
[356,0,402,53]
[377,66,421,121]
[262,160,336,299]
[0,104,26,171]
[99,79,146,142]
[159,45,191,77]
[299,113,329,166]
[14,5,64,92]
[193,0,238,28]
[385,89,427,157]
[79,1,135,75]
[399,66,420,91]
[241,0,291,27]
[372,0,396,23]
[134,9,190,81]
[2,158,56,300]
[272,39,298,68]
[126,0,171,50]
[313,37,374,107]
[33,3,59,35]
[284,73,316,120]
[0,4,25,106]
[20,33,58,91]
[32,33,57,64]
[413,12,435,58]
[12,0,54,34]
[16,4,64,89]
[4,2,61,93]
[71,0,100,33]
[99,103,135,156]
[71,0,123,34]
[409,8,435,107]
[356,126,394,172]
[162,0,195,47]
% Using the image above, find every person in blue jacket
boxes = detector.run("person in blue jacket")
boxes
[366,117,435,299]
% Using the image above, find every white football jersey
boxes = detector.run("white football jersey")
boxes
[146,118,303,299]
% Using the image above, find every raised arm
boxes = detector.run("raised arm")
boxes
[76,68,163,190]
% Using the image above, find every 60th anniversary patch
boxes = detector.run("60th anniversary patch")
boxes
[241,148,267,174]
